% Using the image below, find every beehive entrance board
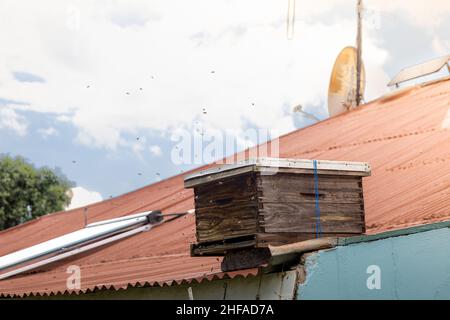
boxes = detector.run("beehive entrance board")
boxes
[184,158,371,256]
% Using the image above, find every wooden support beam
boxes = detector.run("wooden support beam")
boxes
[268,237,338,257]
[191,236,256,257]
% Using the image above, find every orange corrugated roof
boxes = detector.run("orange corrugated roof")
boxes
[0,77,449,297]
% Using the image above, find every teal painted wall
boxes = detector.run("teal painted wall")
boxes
[297,227,450,300]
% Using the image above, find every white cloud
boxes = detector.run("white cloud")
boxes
[38,126,58,138]
[0,0,448,149]
[0,108,27,136]
[66,186,103,210]
[149,145,162,157]
[432,36,450,56]
[368,0,450,28]
[130,137,146,157]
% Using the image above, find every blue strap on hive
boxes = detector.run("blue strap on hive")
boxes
[313,160,323,238]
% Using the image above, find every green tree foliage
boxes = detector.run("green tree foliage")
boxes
[0,155,74,230]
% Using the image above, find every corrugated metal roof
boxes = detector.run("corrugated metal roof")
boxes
[0,77,449,297]
[0,213,259,297]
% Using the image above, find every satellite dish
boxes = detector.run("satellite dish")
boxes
[388,54,450,88]
[327,46,366,117]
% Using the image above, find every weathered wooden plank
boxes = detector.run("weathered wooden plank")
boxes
[261,223,364,234]
[262,219,364,233]
[360,182,367,233]
[185,165,255,188]
[260,200,364,234]
[195,176,255,204]
[259,190,363,205]
[194,173,258,242]
[191,238,257,256]
[261,213,363,225]
[260,202,364,215]
[196,214,258,241]
[196,216,258,242]
[257,167,371,177]
[196,198,256,209]
[259,174,363,192]
[197,219,257,232]
[196,200,258,214]
[256,232,355,247]
[197,219,257,233]
[221,248,271,272]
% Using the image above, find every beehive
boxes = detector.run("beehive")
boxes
[184,158,371,256]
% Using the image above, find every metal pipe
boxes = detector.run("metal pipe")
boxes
[0,214,152,271]
[0,224,156,281]
[86,210,159,228]
[356,0,364,106]
[0,210,186,279]
[162,209,195,218]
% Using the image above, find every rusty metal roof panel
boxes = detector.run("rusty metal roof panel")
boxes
[0,214,259,297]
[0,78,449,297]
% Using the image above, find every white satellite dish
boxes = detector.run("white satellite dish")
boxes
[327,46,366,117]
[388,55,450,88]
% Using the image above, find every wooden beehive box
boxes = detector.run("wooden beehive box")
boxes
[184,158,371,256]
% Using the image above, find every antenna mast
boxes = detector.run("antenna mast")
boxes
[356,0,363,106]
[287,0,296,40]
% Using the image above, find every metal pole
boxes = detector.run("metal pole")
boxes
[287,0,296,40]
[0,224,154,281]
[356,0,363,106]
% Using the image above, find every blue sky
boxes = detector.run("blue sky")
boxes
[0,0,449,206]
